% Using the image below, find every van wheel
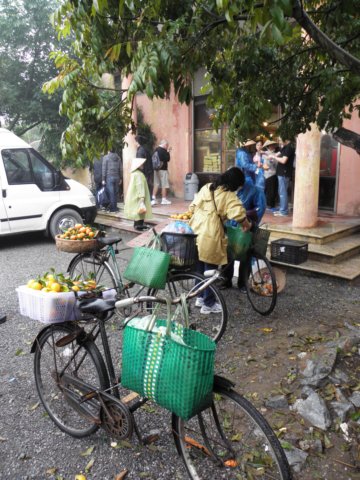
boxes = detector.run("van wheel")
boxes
[49,209,83,240]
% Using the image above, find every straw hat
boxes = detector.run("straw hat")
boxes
[131,157,146,172]
[263,139,278,148]
[273,267,286,293]
[243,139,256,147]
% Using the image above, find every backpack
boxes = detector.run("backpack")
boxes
[152,150,163,170]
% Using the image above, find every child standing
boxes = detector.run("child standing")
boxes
[253,140,266,191]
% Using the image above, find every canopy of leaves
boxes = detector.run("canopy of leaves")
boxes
[47,0,360,159]
[0,0,70,166]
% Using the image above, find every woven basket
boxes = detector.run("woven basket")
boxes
[55,235,99,253]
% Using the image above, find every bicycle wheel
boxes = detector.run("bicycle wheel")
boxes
[68,252,118,293]
[150,272,227,343]
[34,323,109,438]
[245,252,277,316]
[173,383,292,480]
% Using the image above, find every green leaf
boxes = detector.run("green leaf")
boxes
[271,24,284,44]
[85,457,95,472]
[80,446,95,456]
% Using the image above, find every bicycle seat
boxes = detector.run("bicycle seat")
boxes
[78,298,116,315]
[97,234,122,246]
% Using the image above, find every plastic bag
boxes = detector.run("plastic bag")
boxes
[162,221,193,234]
[138,199,147,214]
[97,187,109,207]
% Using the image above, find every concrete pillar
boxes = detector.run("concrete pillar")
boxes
[292,124,321,228]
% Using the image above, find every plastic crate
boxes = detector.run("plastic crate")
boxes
[270,238,308,265]
[160,232,198,268]
[16,285,81,323]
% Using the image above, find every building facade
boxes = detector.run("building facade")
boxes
[124,82,360,217]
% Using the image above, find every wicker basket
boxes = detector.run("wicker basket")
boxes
[55,235,99,253]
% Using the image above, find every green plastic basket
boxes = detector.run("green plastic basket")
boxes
[121,316,215,420]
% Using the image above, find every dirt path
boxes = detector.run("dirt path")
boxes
[218,270,360,480]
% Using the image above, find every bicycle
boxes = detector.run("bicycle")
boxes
[239,226,277,316]
[67,231,227,342]
[31,292,292,480]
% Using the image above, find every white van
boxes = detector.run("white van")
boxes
[0,128,97,239]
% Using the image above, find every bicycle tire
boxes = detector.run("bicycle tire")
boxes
[68,252,118,293]
[34,323,110,438]
[149,271,227,343]
[172,385,292,480]
[245,251,277,315]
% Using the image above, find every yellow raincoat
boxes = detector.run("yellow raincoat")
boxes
[124,170,152,221]
[189,184,247,265]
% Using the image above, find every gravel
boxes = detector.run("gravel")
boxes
[0,231,359,480]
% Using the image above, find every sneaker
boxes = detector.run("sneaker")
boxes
[238,285,247,294]
[200,302,222,314]
[273,211,289,217]
[151,199,158,206]
[161,198,172,205]
[218,280,232,290]
[195,297,204,308]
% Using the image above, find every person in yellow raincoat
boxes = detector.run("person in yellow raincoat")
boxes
[124,158,153,231]
[189,167,251,314]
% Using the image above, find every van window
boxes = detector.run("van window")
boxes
[2,148,56,190]
[29,150,55,189]
[2,149,32,184]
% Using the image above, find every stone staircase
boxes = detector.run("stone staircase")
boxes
[94,202,360,281]
[265,218,360,280]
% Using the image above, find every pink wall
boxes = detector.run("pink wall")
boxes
[337,112,360,215]
[135,91,193,198]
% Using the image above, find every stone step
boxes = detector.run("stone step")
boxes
[307,233,360,264]
[266,220,360,245]
[270,251,360,281]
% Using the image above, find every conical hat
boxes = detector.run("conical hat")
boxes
[273,267,286,293]
[263,139,278,148]
[131,157,146,172]
[243,139,256,147]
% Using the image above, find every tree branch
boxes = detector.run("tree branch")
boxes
[17,120,43,136]
[292,0,360,75]
[333,127,360,154]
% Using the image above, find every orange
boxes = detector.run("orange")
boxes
[31,282,42,290]
[51,282,61,292]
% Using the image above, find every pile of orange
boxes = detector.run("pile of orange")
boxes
[59,223,97,241]
[26,269,99,293]
[170,211,193,220]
